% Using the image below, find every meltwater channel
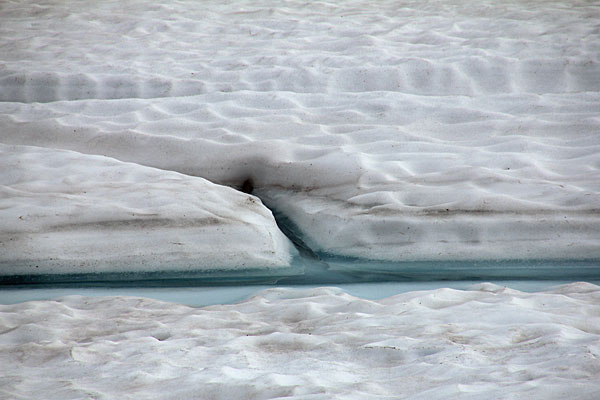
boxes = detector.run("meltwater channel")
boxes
[1,256,599,306]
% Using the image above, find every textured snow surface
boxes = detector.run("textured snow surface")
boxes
[1,0,600,269]
[1,283,600,399]
[0,144,295,274]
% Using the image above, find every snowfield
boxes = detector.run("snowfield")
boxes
[1,0,599,397]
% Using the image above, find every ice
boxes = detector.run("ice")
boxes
[1,283,599,399]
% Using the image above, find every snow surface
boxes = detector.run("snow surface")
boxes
[1,283,600,399]
[0,144,295,274]
[1,0,600,396]
[1,0,599,271]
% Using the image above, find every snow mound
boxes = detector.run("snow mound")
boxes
[0,144,295,275]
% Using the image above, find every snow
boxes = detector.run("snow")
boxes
[0,144,295,275]
[1,0,600,396]
[1,283,600,399]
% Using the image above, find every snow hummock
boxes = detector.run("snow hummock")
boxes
[1,0,599,272]
[0,144,295,274]
[1,283,599,399]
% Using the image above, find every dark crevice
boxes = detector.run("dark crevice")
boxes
[238,178,326,260]
[265,204,323,263]
[241,178,254,194]
[239,179,323,262]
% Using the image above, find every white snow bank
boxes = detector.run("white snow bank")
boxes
[1,283,599,399]
[0,144,295,274]
[1,0,599,265]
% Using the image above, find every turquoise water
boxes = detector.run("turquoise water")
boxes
[1,256,598,306]
[1,256,598,286]
[1,280,597,307]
